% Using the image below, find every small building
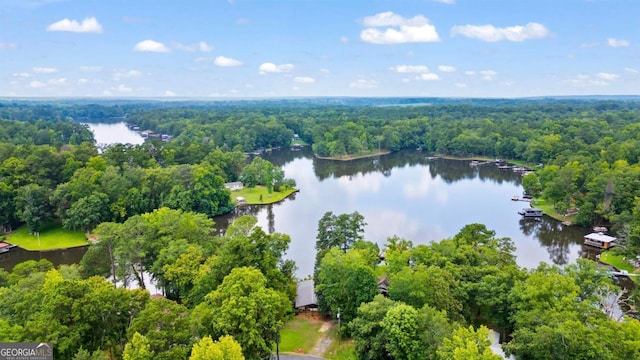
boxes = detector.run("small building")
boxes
[225,182,244,191]
[0,241,16,254]
[378,277,390,297]
[518,208,543,217]
[235,196,246,205]
[584,232,617,249]
[295,280,318,311]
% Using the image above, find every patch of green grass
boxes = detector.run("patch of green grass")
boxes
[600,251,635,273]
[232,186,298,205]
[324,327,356,360]
[277,316,324,353]
[7,223,88,250]
[528,198,577,223]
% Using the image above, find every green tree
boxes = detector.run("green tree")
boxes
[127,297,191,360]
[315,247,379,324]
[189,335,245,360]
[382,303,452,360]
[437,325,501,360]
[15,183,51,232]
[123,332,155,360]
[63,193,110,232]
[349,295,396,360]
[191,267,290,360]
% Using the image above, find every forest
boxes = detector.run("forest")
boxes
[1,98,640,359]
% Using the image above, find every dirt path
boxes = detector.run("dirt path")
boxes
[309,321,333,357]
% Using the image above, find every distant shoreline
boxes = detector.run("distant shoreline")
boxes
[314,150,391,161]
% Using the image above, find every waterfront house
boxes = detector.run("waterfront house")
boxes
[224,182,244,191]
[584,232,617,249]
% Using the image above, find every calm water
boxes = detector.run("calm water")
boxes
[86,122,145,146]
[0,146,589,278]
[217,148,589,278]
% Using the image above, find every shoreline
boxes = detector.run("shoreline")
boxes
[314,150,391,161]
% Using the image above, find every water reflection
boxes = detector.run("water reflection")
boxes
[0,147,592,279]
[0,246,87,272]
[228,148,590,277]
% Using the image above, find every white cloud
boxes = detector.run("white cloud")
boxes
[133,40,170,53]
[79,65,102,72]
[349,79,378,89]
[174,41,214,52]
[455,82,467,88]
[294,76,315,84]
[113,69,142,80]
[0,43,17,50]
[480,70,497,80]
[418,73,440,81]
[361,25,440,45]
[624,67,639,74]
[78,78,88,84]
[214,56,243,67]
[12,72,30,78]
[47,77,67,85]
[117,84,133,93]
[596,72,619,80]
[29,81,47,88]
[451,22,550,42]
[465,70,475,76]
[433,0,455,3]
[360,12,440,44]
[46,17,103,34]
[607,38,630,47]
[320,68,330,74]
[164,90,176,96]
[32,67,58,74]
[390,65,429,73]
[340,36,349,44]
[259,62,294,74]
[566,74,610,87]
[438,65,456,72]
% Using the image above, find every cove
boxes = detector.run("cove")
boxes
[215,148,588,278]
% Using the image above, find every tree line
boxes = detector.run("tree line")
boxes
[313,213,640,359]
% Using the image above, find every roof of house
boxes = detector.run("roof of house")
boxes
[585,232,617,243]
[295,280,317,308]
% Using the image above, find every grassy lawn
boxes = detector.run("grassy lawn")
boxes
[6,223,88,250]
[232,186,298,205]
[530,198,577,223]
[600,251,635,273]
[324,327,356,360]
[277,316,325,353]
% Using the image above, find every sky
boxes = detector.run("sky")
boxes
[1,0,639,98]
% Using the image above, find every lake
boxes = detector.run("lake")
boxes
[0,137,590,278]
[85,122,145,147]
[216,148,589,278]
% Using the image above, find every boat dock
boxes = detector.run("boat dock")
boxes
[0,241,17,254]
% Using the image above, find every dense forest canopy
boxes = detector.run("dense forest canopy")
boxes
[2,98,640,358]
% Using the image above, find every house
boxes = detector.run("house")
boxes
[295,280,318,311]
[224,182,244,191]
[584,232,617,249]
[378,277,390,297]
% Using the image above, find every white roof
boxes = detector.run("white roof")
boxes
[584,232,617,243]
[295,280,317,308]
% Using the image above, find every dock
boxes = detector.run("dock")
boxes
[0,241,17,254]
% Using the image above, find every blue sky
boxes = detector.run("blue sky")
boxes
[1,0,638,98]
